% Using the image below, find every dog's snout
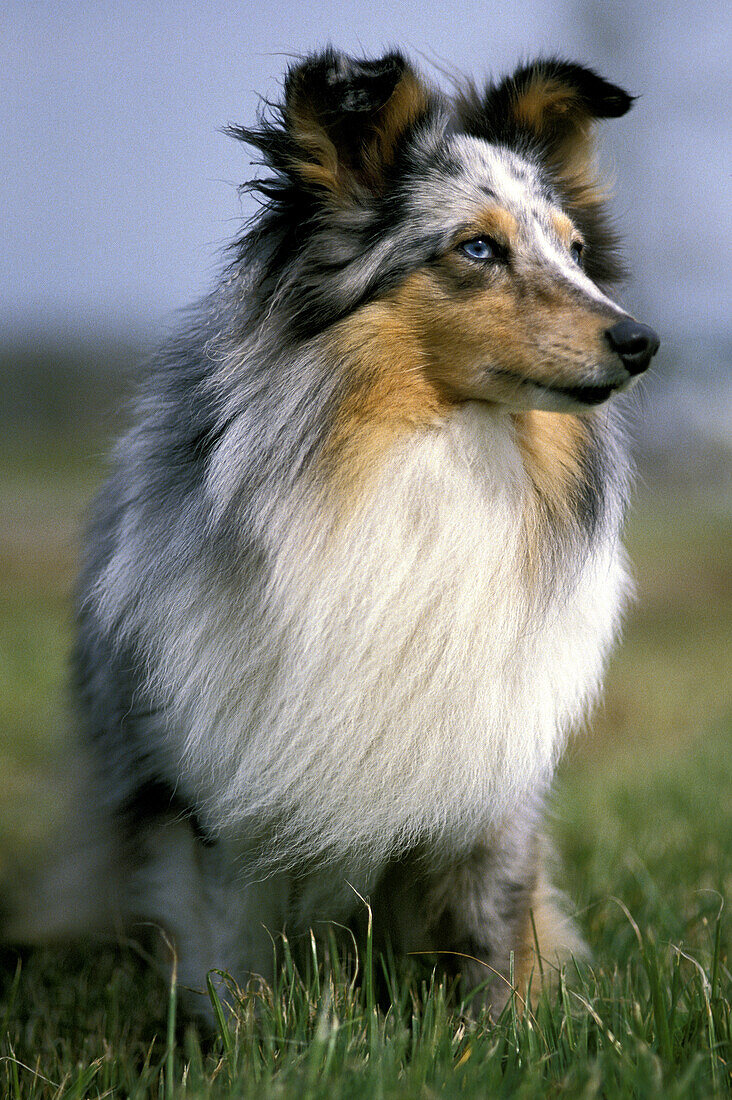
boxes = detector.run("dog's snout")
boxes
[605,319,660,376]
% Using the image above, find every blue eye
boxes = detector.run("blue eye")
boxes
[570,240,584,266]
[460,236,500,261]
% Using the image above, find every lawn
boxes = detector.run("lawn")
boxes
[0,431,730,1098]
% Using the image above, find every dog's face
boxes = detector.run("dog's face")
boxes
[382,135,659,412]
[234,50,658,415]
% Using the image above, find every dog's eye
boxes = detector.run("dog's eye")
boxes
[460,236,501,261]
[570,241,584,266]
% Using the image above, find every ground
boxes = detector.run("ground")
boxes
[0,430,730,1098]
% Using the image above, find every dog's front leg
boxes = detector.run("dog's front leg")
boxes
[374,807,579,1015]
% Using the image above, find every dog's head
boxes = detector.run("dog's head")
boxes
[232,49,658,415]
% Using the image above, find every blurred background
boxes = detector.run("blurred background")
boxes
[2,0,730,463]
[0,0,730,932]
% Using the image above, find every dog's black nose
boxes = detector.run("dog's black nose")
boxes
[605,319,660,375]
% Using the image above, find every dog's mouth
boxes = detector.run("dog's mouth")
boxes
[541,381,617,406]
[489,369,625,410]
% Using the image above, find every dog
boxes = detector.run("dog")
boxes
[19,49,660,1018]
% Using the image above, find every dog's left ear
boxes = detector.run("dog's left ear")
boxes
[458,59,633,200]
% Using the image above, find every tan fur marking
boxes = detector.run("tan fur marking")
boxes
[511,75,610,212]
[323,303,447,496]
[289,102,344,194]
[459,206,519,250]
[514,859,587,1003]
[514,410,593,577]
[362,71,431,185]
[512,77,577,134]
[551,211,576,248]
[514,410,587,520]
[548,129,610,213]
[322,249,609,509]
[386,268,617,401]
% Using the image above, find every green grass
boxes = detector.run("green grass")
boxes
[0,433,730,1097]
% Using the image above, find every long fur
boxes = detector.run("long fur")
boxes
[11,47,659,1017]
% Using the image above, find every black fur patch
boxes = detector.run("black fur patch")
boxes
[574,416,610,539]
[284,48,409,147]
[73,616,215,857]
[495,876,533,925]
[119,778,215,849]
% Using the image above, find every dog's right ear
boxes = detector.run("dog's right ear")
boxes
[235,49,434,200]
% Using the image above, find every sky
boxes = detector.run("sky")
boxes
[2,0,730,350]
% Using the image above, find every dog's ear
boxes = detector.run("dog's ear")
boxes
[458,58,633,203]
[457,59,633,283]
[279,48,434,197]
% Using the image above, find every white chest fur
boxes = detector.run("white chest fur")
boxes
[160,404,629,872]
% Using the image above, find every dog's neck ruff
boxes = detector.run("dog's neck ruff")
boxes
[149,403,630,873]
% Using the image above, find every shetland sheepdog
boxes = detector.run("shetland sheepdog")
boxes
[17,49,659,1018]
